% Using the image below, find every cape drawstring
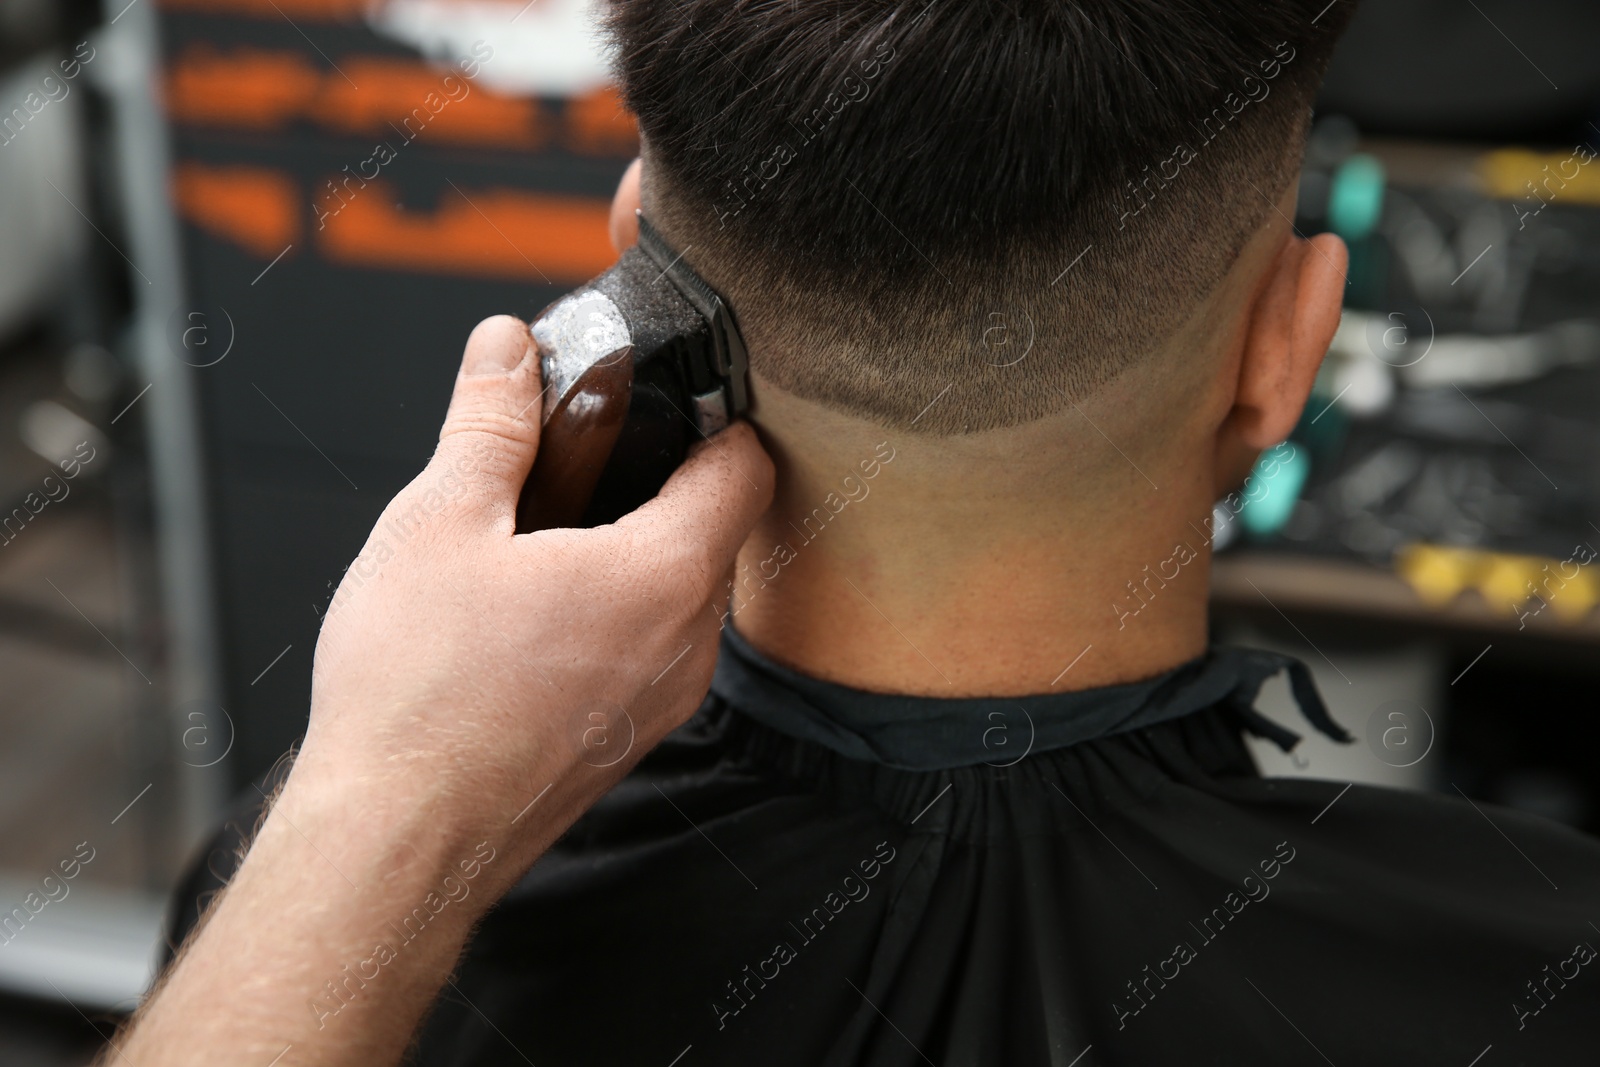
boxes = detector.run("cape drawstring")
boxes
[1232,656,1353,754]
[1285,659,1354,744]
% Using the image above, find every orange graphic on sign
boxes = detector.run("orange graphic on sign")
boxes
[318,182,614,284]
[165,48,549,149]
[173,163,302,258]
[166,47,322,129]
[314,57,547,149]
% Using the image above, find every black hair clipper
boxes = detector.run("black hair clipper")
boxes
[515,216,750,532]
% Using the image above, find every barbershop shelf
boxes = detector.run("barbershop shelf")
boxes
[1210,551,1600,645]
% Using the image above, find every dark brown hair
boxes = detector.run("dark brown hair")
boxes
[606,0,1357,432]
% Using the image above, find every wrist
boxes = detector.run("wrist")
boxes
[270,767,506,929]
[289,697,621,900]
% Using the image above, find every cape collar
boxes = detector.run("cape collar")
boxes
[710,625,1350,771]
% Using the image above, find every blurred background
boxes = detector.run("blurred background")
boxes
[0,0,1596,1061]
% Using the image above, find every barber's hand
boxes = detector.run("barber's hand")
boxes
[290,315,772,899]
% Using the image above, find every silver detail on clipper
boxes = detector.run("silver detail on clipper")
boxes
[530,290,633,404]
[692,389,730,435]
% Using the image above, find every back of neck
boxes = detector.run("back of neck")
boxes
[727,381,1218,697]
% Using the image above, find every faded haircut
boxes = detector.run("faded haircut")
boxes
[605,0,1357,433]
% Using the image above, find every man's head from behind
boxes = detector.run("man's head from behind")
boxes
[600,1,1357,692]
[604,0,1357,440]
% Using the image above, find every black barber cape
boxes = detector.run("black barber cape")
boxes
[170,628,1600,1065]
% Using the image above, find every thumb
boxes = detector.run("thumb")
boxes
[436,315,544,504]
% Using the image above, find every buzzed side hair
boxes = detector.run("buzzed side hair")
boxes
[605,1,1357,433]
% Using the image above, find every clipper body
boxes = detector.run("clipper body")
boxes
[516,219,749,531]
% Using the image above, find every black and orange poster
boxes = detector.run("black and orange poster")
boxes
[161,0,637,782]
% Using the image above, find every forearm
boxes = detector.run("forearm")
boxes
[116,721,626,1067]
[118,774,506,1066]
[116,783,467,1064]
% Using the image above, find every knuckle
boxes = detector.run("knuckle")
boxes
[440,410,537,447]
[434,431,525,483]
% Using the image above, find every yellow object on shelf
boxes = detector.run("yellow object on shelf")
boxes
[1394,544,1480,607]
[1478,554,1539,616]
[1545,572,1600,621]
[1477,147,1600,205]
[1394,543,1600,624]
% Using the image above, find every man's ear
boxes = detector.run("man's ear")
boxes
[609,157,643,253]
[1212,231,1347,492]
